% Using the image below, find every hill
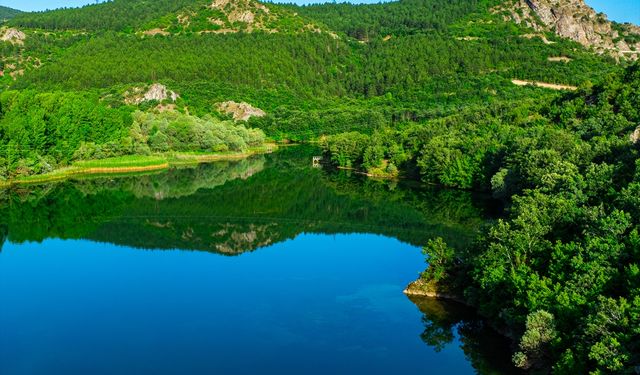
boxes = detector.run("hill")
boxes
[0,6,21,21]
[493,0,640,59]
[9,0,196,31]
[4,1,620,101]
[0,0,628,174]
[141,0,325,35]
[9,0,323,34]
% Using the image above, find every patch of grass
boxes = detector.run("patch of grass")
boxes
[73,155,168,168]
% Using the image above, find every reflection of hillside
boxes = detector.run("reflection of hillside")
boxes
[0,147,495,254]
[408,296,520,375]
[0,157,265,246]
[74,157,265,200]
[0,224,7,252]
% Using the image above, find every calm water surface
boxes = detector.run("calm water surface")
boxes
[0,147,514,374]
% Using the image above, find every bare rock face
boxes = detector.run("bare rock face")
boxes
[144,83,179,102]
[143,28,169,37]
[217,101,266,121]
[209,0,270,22]
[0,28,26,45]
[125,84,179,105]
[495,0,640,59]
[630,126,640,144]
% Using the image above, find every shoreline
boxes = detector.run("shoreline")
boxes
[404,278,518,343]
[336,166,399,179]
[0,145,277,188]
[402,279,468,305]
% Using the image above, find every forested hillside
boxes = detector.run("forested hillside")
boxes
[9,0,196,31]
[287,0,488,39]
[0,0,628,179]
[1,0,622,148]
[0,6,20,20]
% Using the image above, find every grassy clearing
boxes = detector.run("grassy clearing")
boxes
[73,155,168,168]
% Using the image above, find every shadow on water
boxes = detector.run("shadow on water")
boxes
[0,145,517,373]
[408,295,522,374]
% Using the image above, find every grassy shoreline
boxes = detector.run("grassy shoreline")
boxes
[0,145,276,188]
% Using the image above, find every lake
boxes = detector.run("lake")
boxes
[0,146,515,374]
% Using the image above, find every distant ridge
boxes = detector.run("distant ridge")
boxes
[7,0,322,34]
[0,5,22,21]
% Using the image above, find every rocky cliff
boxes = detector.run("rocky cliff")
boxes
[494,0,640,59]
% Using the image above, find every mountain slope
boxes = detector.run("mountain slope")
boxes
[290,0,484,40]
[493,0,640,58]
[1,0,621,143]
[143,0,325,35]
[10,0,196,31]
[0,6,21,20]
[9,0,323,35]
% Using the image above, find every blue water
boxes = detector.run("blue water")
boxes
[0,233,476,375]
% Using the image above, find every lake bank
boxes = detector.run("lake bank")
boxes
[0,144,277,188]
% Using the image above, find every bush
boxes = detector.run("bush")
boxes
[131,110,266,153]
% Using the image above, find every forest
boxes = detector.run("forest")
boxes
[0,0,639,372]
[9,0,196,32]
[323,61,640,373]
[0,91,265,178]
[0,0,619,152]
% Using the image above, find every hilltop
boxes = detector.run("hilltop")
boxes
[0,6,21,20]
[494,0,640,59]
[8,0,323,34]
[142,0,325,35]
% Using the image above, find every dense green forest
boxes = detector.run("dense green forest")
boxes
[1,0,639,372]
[9,0,196,32]
[0,0,621,177]
[288,0,490,39]
[0,90,265,178]
[323,62,639,373]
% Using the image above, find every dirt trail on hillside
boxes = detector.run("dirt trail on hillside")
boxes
[511,79,577,91]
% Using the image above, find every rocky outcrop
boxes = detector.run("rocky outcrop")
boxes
[217,101,266,121]
[0,27,26,45]
[495,0,640,59]
[403,279,467,305]
[124,84,179,105]
[143,28,169,37]
[210,0,269,24]
[144,83,179,102]
[630,126,640,144]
